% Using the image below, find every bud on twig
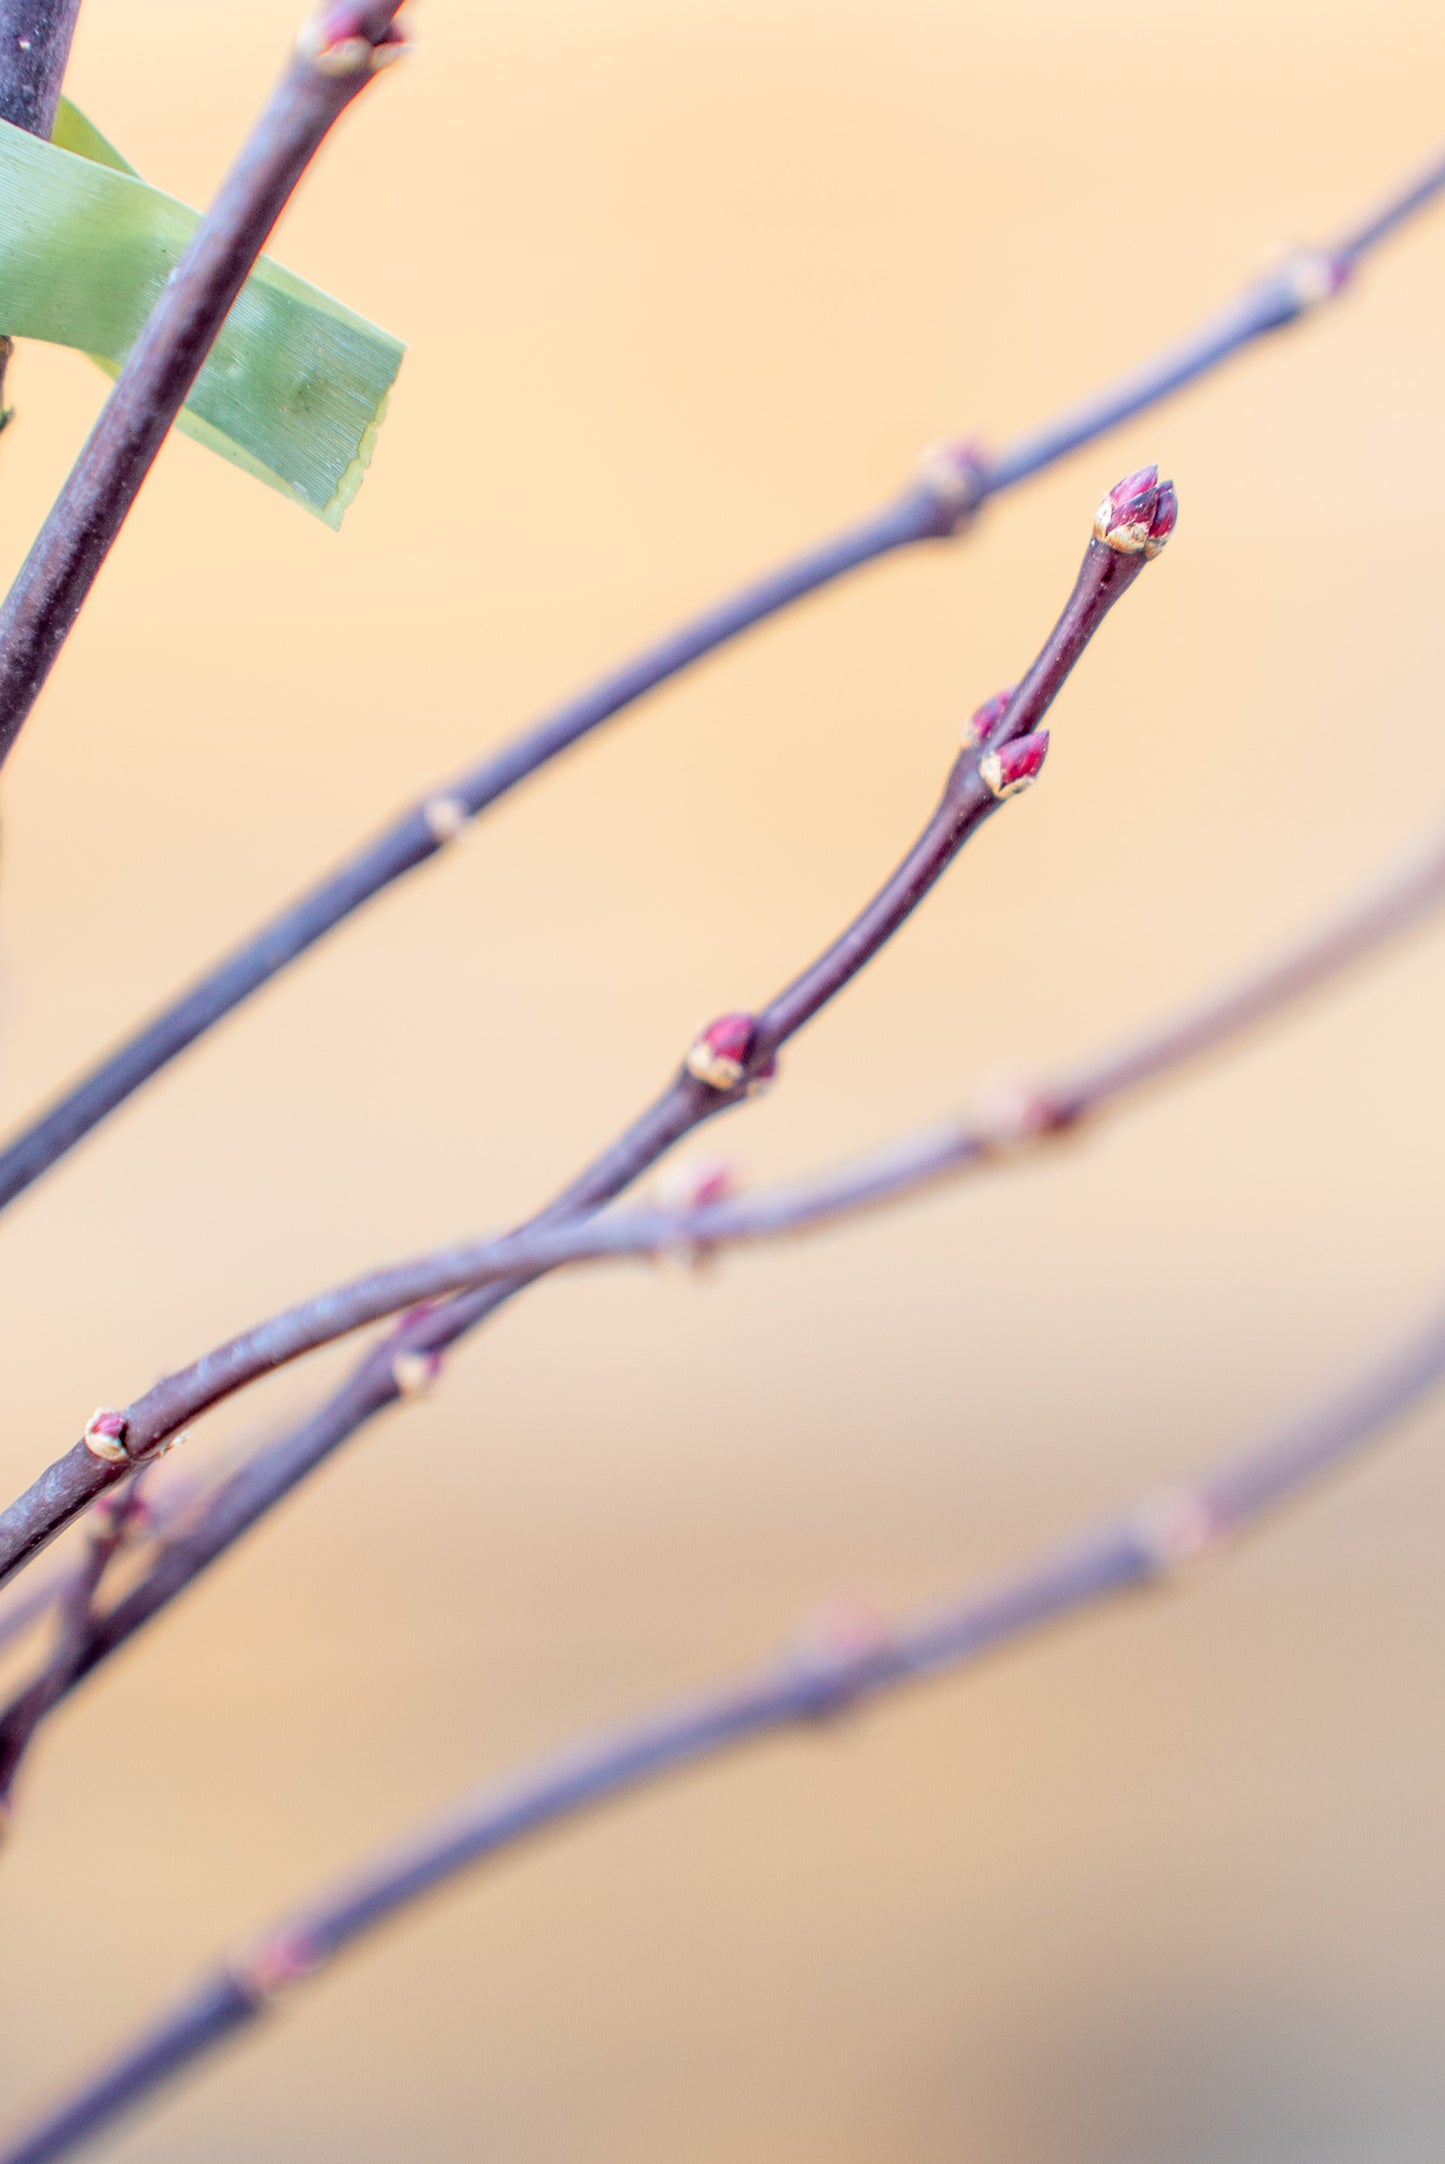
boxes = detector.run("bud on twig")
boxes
[653,1155,738,1214]
[82,1409,130,1465]
[685,1013,757,1092]
[914,438,990,534]
[979,729,1050,801]
[391,1350,443,1400]
[1092,464,1177,558]
[960,686,1016,751]
[298,4,413,75]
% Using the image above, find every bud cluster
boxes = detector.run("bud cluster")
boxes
[1092,464,1178,558]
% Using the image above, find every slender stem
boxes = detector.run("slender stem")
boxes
[0,489,1160,1595]
[0,0,80,136]
[6,1296,1444,2164]
[1,727,1436,1768]
[0,2,408,775]
[0,139,1439,1208]
[0,0,84,421]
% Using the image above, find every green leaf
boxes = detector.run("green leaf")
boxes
[0,100,406,527]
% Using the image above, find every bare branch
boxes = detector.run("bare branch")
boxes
[0,1,81,137]
[0,1,410,774]
[4,688,1441,1776]
[0,476,1170,1594]
[0,142,1438,1209]
[6,1290,1443,2164]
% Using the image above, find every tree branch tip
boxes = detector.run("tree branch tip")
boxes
[1093,466,1178,558]
[1132,1484,1227,1578]
[421,793,469,846]
[82,1409,130,1465]
[959,685,1016,752]
[298,3,413,78]
[391,1349,443,1400]
[914,437,990,533]
[980,729,1049,800]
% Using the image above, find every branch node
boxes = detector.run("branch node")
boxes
[1281,245,1353,312]
[913,437,990,534]
[391,1349,443,1400]
[82,1409,131,1465]
[788,1595,894,1718]
[421,793,469,846]
[230,1930,324,2009]
[1093,465,1178,558]
[1132,1484,1227,1579]
[974,1073,1081,1152]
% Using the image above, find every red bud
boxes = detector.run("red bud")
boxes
[980,728,1049,800]
[685,1013,757,1091]
[1093,464,1177,557]
[962,686,1016,750]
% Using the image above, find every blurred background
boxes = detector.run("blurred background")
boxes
[1,0,1444,2156]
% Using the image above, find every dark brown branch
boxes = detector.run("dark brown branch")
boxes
[0,140,1438,1211]
[6,1291,1444,2164]
[0,0,84,422]
[0,475,1172,1598]
[0,0,80,135]
[0,1,409,774]
[9,662,1444,1781]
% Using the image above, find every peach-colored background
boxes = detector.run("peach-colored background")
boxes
[1,1,1445,2156]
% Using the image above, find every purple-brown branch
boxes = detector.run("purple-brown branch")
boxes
[0,0,80,136]
[0,0,84,419]
[0,141,1436,1211]
[0,1,409,774]
[7,1288,1444,2164]
[13,633,1445,1788]
[0,475,1171,1605]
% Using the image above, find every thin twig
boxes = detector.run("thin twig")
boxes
[0,0,81,136]
[6,660,1442,1775]
[0,473,1171,1601]
[6,1289,1444,2164]
[0,140,1438,1209]
[0,1,410,774]
[0,0,85,420]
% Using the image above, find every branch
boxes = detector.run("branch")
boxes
[6,688,1443,1780]
[0,140,1438,1209]
[6,1293,1444,2164]
[0,473,1172,1603]
[0,1,80,136]
[0,1,410,774]
[0,0,84,419]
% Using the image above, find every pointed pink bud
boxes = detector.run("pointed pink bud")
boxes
[685,1012,757,1091]
[961,686,1016,751]
[1094,464,1177,557]
[83,1408,130,1464]
[979,728,1049,800]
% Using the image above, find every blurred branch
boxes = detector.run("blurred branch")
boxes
[7,1289,1445,2164]
[0,1,410,774]
[0,473,1170,1612]
[0,0,84,422]
[0,139,1439,1209]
